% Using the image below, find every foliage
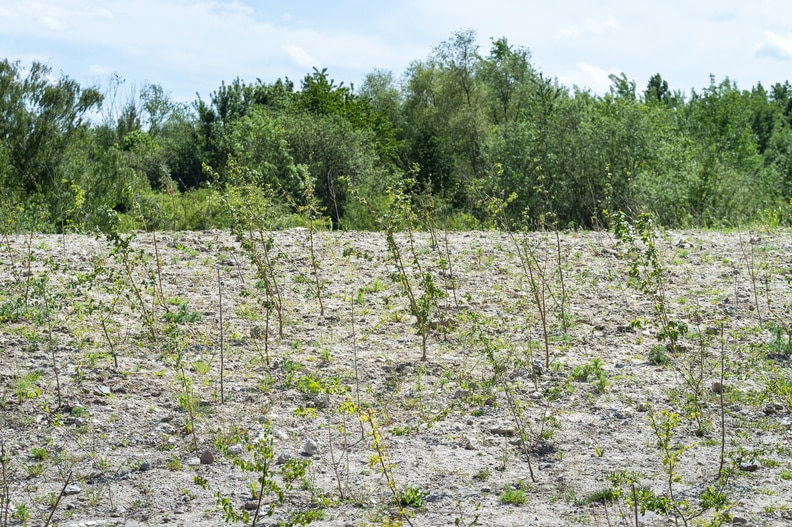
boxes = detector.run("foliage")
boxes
[2,32,792,232]
[212,428,318,527]
[611,211,687,352]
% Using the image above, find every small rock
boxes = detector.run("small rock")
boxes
[532,360,545,376]
[272,428,289,440]
[93,385,111,396]
[244,500,259,510]
[63,484,82,495]
[731,517,748,526]
[739,462,760,472]
[276,450,292,464]
[463,437,477,450]
[159,423,176,434]
[138,460,153,471]
[426,491,445,503]
[763,403,784,415]
[490,426,515,437]
[200,449,214,464]
[186,457,200,466]
[228,444,243,455]
[453,389,470,400]
[301,439,319,456]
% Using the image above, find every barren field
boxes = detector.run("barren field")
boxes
[0,228,791,527]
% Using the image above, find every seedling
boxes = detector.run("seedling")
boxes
[611,211,687,352]
[498,483,528,505]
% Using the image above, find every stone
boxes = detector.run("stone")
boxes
[490,426,515,437]
[763,403,784,415]
[63,484,82,495]
[453,389,470,400]
[532,360,545,376]
[228,444,243,455]
[272,428,289,440]
[301,438,319,456]
[185,457,200,466]
[276,450,292,464]
[200,449,214,464]
[93,385,111,396]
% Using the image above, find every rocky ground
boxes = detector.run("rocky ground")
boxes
[0,227,791,527]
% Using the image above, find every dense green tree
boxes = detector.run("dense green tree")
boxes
[190,77,295,185]
[401,29,491,207]
[281,112,393,228]
[0,60,102,195]
[3,31,792,233]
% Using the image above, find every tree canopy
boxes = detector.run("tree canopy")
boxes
[2,30,792,233]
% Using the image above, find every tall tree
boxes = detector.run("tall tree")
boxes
[0,60,102,195]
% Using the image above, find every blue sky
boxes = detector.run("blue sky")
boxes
[1,0,791,104]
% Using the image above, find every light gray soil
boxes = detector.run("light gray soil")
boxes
[0,228,791,527]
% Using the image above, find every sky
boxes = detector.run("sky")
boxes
[1,0,792,104]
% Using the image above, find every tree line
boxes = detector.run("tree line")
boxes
[2,29,792,233]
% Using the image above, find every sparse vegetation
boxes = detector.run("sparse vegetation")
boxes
[0,225,790,526]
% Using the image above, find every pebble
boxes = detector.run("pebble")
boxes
[200,449,214,464]
[453,389,470,399]
[272,428,289,440]
[185,457,200,466]
[228,444,243,455]
[301,439,319,456]
[93,385,111,396]
[739,462,760,472]
[276,450,292,464]
[490,426,515,437]
[158,423,176,434]
[532,360,545,376]
[764,403,784,415]
[137,460,153,471]
[64,484,82,495]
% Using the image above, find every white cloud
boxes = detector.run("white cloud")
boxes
[282,44,318,69]
[558,62,618,93]
[0,6,19,20]
[556,16,618,40]
[755,31,792,60]
[88,63,114,76]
